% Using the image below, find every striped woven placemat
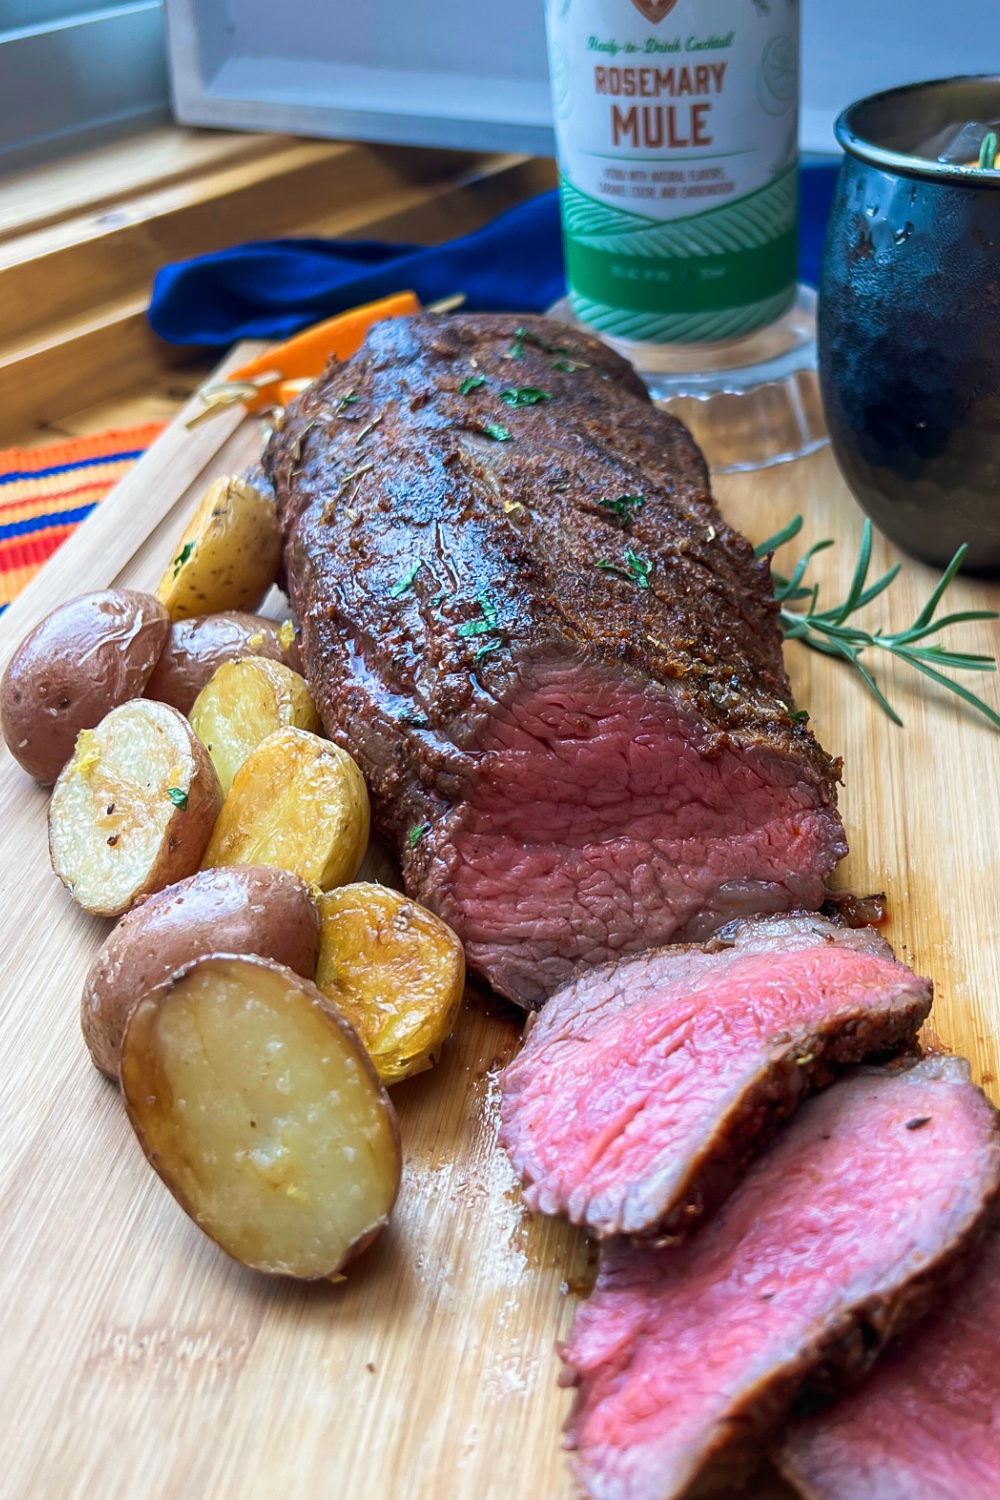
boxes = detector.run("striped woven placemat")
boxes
[0,424,166,615]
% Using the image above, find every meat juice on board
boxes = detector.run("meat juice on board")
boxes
[545,0,800,343]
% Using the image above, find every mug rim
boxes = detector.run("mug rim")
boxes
[836,74,1000,188]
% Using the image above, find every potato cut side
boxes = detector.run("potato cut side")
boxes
[144,612,301,714]
[316,884,466,1084]
[120,955,401,1278]
[155,476,282,620]
[190,658,321,797]
[81,866,321,1079]
[48,699,222,916]
[202,727,370,889]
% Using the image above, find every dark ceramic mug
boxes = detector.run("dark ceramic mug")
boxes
[819,77,1000,571]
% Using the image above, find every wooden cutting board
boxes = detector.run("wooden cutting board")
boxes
[2,350,998,1500]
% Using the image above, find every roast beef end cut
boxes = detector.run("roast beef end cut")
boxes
[778,1216,1000,1500]
[270,313,846,1007]
[559,1056,1000,1500]
[499,913,931,1237]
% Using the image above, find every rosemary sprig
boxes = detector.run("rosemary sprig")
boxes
[756,516,1000,728]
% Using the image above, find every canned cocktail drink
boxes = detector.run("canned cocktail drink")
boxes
[546,0,800,344]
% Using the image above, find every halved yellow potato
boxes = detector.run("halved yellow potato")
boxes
[144,611,302,714]
[202,727,369,889]
[48,699,222,916]
[190,657,321,797]
[155,476,282,620]
[120,954,401,1278]
[316,883,465,1084]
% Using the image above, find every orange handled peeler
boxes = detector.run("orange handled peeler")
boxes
[188,291,465,426]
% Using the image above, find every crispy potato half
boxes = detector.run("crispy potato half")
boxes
[203,727,369,889]
[144,612,301,714]
[1,590,169,783]
[120,954,401,1278]
[49,699,222,916]
[82,866,321,1078]
[155,476,282,620]
[316,884,465,1084]
[190,657,321,797]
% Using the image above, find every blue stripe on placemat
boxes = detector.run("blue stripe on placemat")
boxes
[0,501,99,542]
[0,449,145,487]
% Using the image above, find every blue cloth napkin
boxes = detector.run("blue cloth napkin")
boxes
[148,165,839,349]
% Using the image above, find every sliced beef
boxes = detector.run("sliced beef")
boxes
[778,1222,1000,1500]
[499,913,931,1237]
[559,1057,1000,1500]
[269,313,847,1008]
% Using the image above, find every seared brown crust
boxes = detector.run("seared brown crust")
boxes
[269,314,839,862]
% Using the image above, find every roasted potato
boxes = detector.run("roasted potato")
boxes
[120,954,401,1278]
[144,612,302,714]
[1,590,169,783]
[190,658,321,797]
[81,866,321,1078]
[202,727,369,889]
[316,884,465,1084]
[155,476,282,620]
[49,699,222,916]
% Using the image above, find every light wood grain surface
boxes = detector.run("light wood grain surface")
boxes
[1,353,997,1500]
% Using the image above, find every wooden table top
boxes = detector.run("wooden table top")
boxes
[1,350,996,1500]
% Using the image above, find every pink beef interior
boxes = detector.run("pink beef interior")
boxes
[499,917,930,1235]
[560,1058,999,1500]
[780,1229,1000,1500]
[428,662,847,1007]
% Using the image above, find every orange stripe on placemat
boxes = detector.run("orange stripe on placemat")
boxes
[0,423,165,613]
[0,424,166,480]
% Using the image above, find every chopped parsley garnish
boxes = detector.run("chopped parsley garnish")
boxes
[624,546,651,589]
[458,594,500,638]
[171,541,194,578]
[509,326,573,361]
[430,590,450,607]
[408,822,430,848]
[337,390,359,412]
[790,709,810,723]
[388,558,423,598]
[474,638,503,662]
[459,374,486,394]
[500,386,553,408]
[599,494,645,523]
[166,787,188,809]
[597,546,652,590]
[480,422,512,442]
[552,356,588,373]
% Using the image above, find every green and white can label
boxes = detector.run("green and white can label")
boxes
[545,0,800,343]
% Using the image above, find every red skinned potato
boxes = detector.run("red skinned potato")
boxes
[1,590,169,782]
[120,954,402,1278]
[81,865,322,1078]
[144,612,302,715]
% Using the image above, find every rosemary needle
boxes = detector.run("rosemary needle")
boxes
[755,516,1000,729]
